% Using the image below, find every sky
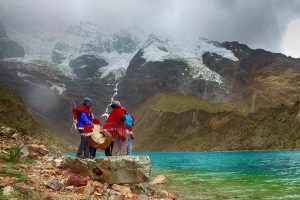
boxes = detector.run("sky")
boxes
[0,0,300,57]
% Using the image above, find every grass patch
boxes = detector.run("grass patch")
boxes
[0,147,22,163]
[14,174,28,182]
[150,93,230,113]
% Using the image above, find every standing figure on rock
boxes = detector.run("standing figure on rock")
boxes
[103,101,127,156]
[72,97,94,159]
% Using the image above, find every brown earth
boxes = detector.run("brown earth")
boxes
[0,126,176,200]
[133,93,300,152]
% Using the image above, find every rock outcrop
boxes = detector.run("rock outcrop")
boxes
[62,156,151,184]
[119,50,229,110]
[69,54,108,79]
[0,22,25,59]
[52,42,69,64]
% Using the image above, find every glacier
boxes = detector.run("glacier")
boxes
[7,21,238,84]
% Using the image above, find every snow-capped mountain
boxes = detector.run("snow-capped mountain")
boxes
[6,21,238,83]
[1,18,300,141]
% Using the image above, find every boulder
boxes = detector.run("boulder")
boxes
[62,156,151,184]
[65,174,88,187]
[44,178,64,191]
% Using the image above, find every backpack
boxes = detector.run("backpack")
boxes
[124,113,133,128]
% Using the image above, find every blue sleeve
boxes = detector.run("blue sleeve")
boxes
[79,112,92,126]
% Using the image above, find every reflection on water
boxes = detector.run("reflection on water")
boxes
[134,151,300,200]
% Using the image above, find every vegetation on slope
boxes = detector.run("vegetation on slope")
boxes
[149,93,231,113]
[0,85,74,152]
[133,93,300,152]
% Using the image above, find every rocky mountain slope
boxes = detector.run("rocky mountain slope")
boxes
[0,22,24,59]
[1,20,300,150]
[0,85,74,152]
[133,93,300,151]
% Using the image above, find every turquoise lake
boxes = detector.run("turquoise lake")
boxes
[76,151,300,199]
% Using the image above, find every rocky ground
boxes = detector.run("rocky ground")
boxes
[0,125,176,200]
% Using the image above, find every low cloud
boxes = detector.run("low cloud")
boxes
[0,0,299,52]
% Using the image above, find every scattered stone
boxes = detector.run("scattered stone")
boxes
[131,183,150,196]
[74,186,86,194]
[136,194,149,200]
[66,174,88,187]
[28,144,49,158]
[90,180,106,193]
[83,182,95,196]
[11,132,21,140]
[62,156,151,184]
[0,126,14,136]
[44,178,64,190]
[46,156,54,163]
[112,184,134,199]
[150,175,166,185]
[53,158,63,167]
[2,185,14,197]
[41,163,54,170]
[20,145,29,158]
[108,195,123,200]
[65,185,75,191]
[0,176,15,187]
[156,190,177,200]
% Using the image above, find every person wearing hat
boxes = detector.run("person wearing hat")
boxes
[72,97,94,159]
[103,101,127,156]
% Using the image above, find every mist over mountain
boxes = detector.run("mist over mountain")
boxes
[1,0,300,53]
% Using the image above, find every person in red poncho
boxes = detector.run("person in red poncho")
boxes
[72,97,94,159]
[103,101,127,156]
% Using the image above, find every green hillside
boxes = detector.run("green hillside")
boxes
[149,93,231,113]
[0,85,74,152]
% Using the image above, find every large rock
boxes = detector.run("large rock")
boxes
[62,156,151,184]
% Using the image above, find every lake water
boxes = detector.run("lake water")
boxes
[135,151,300,200]
[74,151,300,199]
